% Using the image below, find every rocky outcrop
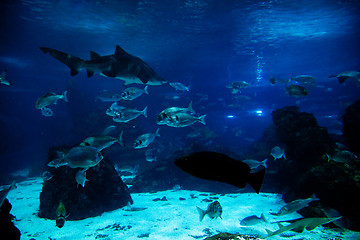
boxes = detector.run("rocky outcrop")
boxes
[38,147,132,220]
[0,199,20,240]
[342,99,360,156]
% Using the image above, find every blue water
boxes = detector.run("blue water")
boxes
[0,0,359,175]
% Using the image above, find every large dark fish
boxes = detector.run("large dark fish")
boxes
[174,151,265,194]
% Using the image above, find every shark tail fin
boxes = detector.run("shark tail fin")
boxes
[198,115,206,125]
[247,168,265,194]
[142,106,148,118]
[262,159,268,168]
[196,207,206,222]
[117,131,124,147]
[144,85,149,95]
[62,91,69,102]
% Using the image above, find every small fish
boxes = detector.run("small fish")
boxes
[226,81,249,94]
[329,70,360,84]
[35,91,68,109]
[0,70,10,86]
[112,106,147,123]
[145,148,158,162]
[169,82,189,91]
[134,128,160,149]
[326,150,357,164]
[96,91,122,102]
[101,125,116,135]
[239,213,267,226]
[242,159,267,173]
[197,201,223,222]
[286,84,308,97]
[0,181,17,207]
[290,75,316,87]
[270,146,286,160]
[80,131,124,150]
[157,101,195,125]
[41,107,53,117]
[166,112,206,128]
[105,102,126,117]
[41,171,54,181]
[48,146,103,169]
[175,151,266,193]
[270,194,319,216]
[75,169,88,187]
[55,202,68,228]
[120,86,149,100]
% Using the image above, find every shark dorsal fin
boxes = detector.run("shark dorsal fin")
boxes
[115,45,128,56]
[90,51,101,60]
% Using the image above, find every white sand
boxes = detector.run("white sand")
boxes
[6,178,360,240]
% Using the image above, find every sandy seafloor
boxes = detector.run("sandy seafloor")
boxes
[6,178,360,240]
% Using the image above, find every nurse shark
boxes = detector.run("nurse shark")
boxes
[40,45,166,85]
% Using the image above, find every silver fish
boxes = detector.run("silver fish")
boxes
[157,101,195,125]
[242,159,267,173]
[106,102,126,117]
[226,81,250,94]
[0,181,16,207]
[101,125,116,135]
[166,112,206,128]
[327,150,357,164]
[133,128,160,149]
[80,131,123,150]
[196,200,223,222]
[48,146,103,169]
[145,148,158,162]
[120,86,148,101]
[35,91,68,109]
[169,82,189,91]
[41,107,53,117]
[96,91,122,102]
[270,146,286,160]
[290,75,316,87]
[0,70,10,86]
[75,169,88,187]
[270,194,319,216]
[239,213,267,226]
[112,106,147,123]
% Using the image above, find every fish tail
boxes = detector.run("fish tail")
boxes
[155,128,160,137]
[198,114,206,125]
[264,228,274,238]
[62,90,69,102]
[188,101,195,113]
[283,149,286,159]
[144,85,149,95]
[196,207,206,222]
[262,159,268,168]
[326,153,331,162]
[10,180,17,190]
[117,131,124,147]
[311,193,319,201]
[247,168,265,194]
[142,106,148,118]
[261,213,268,223]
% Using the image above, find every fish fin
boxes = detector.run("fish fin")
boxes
[269,212,279,216]
[142,106,148,118]
[62,91,69,102]
[337,76,348,84]
[90,51,101,60]
[328,75,336,78]
[265,228,274,236]
[283,149,286,159]
[261,213,268,223]
[310,194,319,201]
[144,85,149,95]
[86,69,94,77]
[247,168,265,194]
[155,128,160,137]
[10,180,17,190]
[198,115,206,125]
[196,207,206,222]
[118,131,124,147]
[114,45,128,56]
[188,101,195,113]
[326,153,331,162]
[71,68,80,76]
[262,159,268,168]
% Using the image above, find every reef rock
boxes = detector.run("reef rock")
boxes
[0,199,21,240]
[38,147,132,220]
[203,232,261,240]
[342,99,360,156]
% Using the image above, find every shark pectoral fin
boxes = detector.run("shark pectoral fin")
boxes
[247,167,265,194]
[86,69,94,77]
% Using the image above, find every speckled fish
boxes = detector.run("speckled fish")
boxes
[329,70,360,84]
[169,82,189,91]
[55,202,68,228]
[48,146,103,169]
[157,101,195,125]
[35,91,68,109]
[166,112,206,128]
[133,128,160,149]
[290,75,316,87]
[270,194,319,216]
[196,201,223,222]
[0,181,16,207]
[0,70,10,86]
[239,213,267,226]
[286,84,308,97]
[112,106,147,123]
[270,146,286,160]
[96,91,122,102]
[120,86,148,100]
[75,169,88,187]
[80,131,123,150]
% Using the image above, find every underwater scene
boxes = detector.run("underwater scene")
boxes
[1,0,360,239]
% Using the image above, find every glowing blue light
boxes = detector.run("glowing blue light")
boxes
[255,110,263,114]
[226,115,235,119]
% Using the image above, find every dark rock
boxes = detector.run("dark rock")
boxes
[342,99,360,156]
[0,199,21,240]
[203,232,260,240]
[38,147,132,220]
[179,197,186,201]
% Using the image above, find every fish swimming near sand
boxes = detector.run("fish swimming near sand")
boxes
[40,45,166,85]
[270,194,319,216]
[174,151,266,194]
[55,201,68,228]
[0,181,16,207]
[239,213,267,226]
[197,200,223,222]
[75,169,88,188]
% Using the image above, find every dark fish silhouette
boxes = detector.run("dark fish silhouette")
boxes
[40,45,166,85]
[174,151,265,193]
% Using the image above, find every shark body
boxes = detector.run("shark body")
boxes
[40,45,166,85]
